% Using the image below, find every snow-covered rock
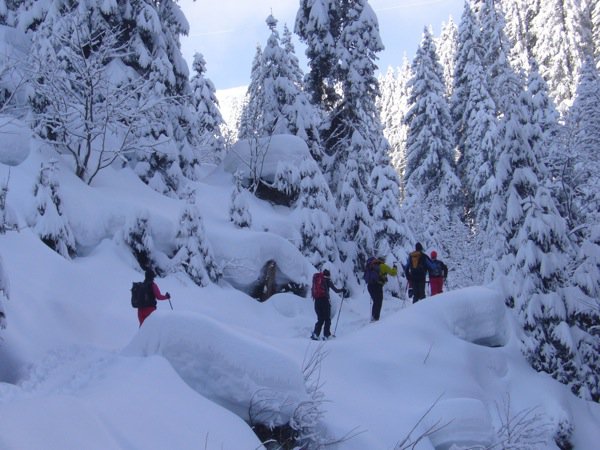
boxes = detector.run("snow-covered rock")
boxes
[223,134,311,182]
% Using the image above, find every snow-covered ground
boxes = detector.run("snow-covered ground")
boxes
[1,143,599,449]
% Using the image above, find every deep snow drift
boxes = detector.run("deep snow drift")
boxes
[0,139,599,449]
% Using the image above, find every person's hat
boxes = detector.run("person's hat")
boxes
[431,250,437,259]
[145,268,156,280]
[323,269,331,277]
[416,242,423,251]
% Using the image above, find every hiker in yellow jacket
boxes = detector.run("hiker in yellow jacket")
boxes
[365,257,398,322]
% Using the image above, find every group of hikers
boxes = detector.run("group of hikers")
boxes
[130,243,448,339]
[310,242,448,341]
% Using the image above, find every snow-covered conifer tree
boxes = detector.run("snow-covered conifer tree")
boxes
[435,16,458,98]
[451,4,498,227]
[592,0,600,66]
[295,0,340,109]
[476,0,516,115]
[404,28,461,219]
[172,196,221,286]
[565,57,600,229]
[369,164,412,265]
[485,67,583,395]
[239,15,323,161]
[187,53,226,168]
[530,0,587,114]
[238,45,264,140]
[229,171,252,229]
[122,211,163,274]
[31,162,75,259]
[385,59,412,184]
[498,0,535,73]
[296,158,339,271]
[336,155,373,277]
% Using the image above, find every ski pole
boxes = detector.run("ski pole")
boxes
[333,294,345,335]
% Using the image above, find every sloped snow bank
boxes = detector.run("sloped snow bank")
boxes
[0,347,263,450]
[122,311,310,426]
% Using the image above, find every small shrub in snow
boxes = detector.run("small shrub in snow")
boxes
[230,171,252,228]
[0,253,8,330]
[490,394,552,449]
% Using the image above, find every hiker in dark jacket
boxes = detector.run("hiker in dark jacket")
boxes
[366,257,398,322]
[429,250,448,296]
[405,243,433,303]
[311,269,343,340]
[138,269,171,326]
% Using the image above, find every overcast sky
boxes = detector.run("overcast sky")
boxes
[179,0,464,90]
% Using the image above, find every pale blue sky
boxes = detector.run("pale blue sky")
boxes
[179,0,464,90]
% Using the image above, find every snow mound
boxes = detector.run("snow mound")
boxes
[421,287,509,347]
[122,311,309,426]
[0,116,31,166]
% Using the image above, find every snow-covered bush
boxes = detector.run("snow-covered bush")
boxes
[121,211,164,274]
[0,253,7,330]
[229,171,252,228]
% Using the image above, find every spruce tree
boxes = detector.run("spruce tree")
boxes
[295,0,340,108]
[188,52,226,169]
[486,67,581,395]
[451,13,498,229]
[173,197,221,286]
[297,0,408,276]
[435,16,458,98]
[32,162,75,259]
[296,158,339,270]
[238,45,264,140]
[239,15,323,161]
[404,28,461,215]
[530,0,587,114]
[387,59,413,184]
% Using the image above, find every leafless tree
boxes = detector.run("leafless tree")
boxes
[28,11,170,185]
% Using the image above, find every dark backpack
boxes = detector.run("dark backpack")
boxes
[430,260,444,277]
[363,257,381,284]
[311,272,328,299]
[131,281,154,308]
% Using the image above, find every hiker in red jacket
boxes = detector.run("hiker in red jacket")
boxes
[311,269,343,340]
[138,269,171,326]
[429,251,448,296]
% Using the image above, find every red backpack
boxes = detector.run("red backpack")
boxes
[311,272,327,299]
